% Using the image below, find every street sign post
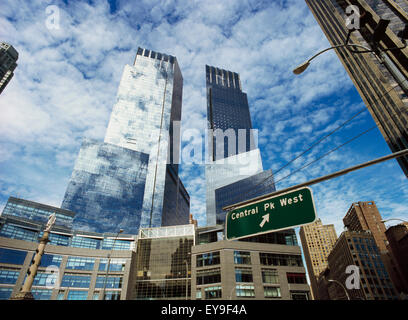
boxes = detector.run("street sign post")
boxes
[225,187,317,240]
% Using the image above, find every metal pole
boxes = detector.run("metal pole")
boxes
[102,229,123,300]
[185,260,188,300]
[223,148,408,211]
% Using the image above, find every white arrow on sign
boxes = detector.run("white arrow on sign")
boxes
[259,214,270,228]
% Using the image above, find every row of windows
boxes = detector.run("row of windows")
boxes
[196,251,303,267]
[0,224,133,250]
[196,286,283,299]
[134,280,190,299]
[260,253,303,267]
[0,247,127,271]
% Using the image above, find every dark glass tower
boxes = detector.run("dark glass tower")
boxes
[205,65,271,226]
[206,65,255,161]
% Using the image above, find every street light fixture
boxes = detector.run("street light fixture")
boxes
[381,218,408,224]
[328,279,350,300]
[292,43,373,75]
[292,20,408,94]
[102,228,124,300]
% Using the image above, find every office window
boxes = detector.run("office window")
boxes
[0,287,13,300]
[61,273,91,288]
[0,268,20,284]
[103,291,121,300]
[102,239,131,251]
[0,248,27,265]
[259,253,302,267]
[204,286,222,299]
[66,257,95,271]
[67,290,88,300]
[0,224,38,242]
[235,267,253,283]
[234,251,251,265]
[98,258,127,272]
[196,268,221,285]
[47,233,70,246]
[31,289,52,300]
[290,291,309,300]
[71,236,101,249]
[236,284,255,298]
[196,251,220,267]
[287,273,307,284]
[264,286,281,298]
[262,269,279,284]
[30,271,58,287]
[95,276,123,289]
[39,254,62,268]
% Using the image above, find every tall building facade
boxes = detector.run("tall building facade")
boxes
[384,223,408,294]
[205,65,272,226]
[62,48,189,234]
[192,227,311,300]
[343,201,388,252]
[0,208,137,300]
[325,230,398,300]
[0,42,18,95]
[131,224,195,300]
[305,0,408,178]
[299,218,338,299]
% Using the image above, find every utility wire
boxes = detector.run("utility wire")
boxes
[221,77,408,211]
[273,125,377,185]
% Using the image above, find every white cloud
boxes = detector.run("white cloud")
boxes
[1,0,406,234]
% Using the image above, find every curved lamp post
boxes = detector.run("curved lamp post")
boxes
[293,35,408,93]
[328,279,350,300]
[293,43,373,75]
[381,218,408,224]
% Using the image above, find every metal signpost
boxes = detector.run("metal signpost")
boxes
[225,187,317,240]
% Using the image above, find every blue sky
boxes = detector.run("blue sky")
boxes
[1,0,407,238]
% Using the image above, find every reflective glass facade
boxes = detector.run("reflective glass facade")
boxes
[62,48,189,234]
[2,197,74,229]
[61,139,149,234]
[0,215,137,251]
[132,224,195,299]
[214,169,276,224]
[206,148,264,226]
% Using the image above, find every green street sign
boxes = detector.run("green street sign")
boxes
[225,187,317,240]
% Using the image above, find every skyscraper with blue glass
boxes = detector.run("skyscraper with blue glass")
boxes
[205,65,275,226]
[62,48,189,234]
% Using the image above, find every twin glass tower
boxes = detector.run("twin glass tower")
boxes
[62,48,189,234]
[62,47,275,234]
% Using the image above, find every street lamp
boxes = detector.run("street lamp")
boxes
[293,43,373,75]
[292,23,408,93]
[328,279,350,300]
[102,229,123,300]
[381,218,408,224]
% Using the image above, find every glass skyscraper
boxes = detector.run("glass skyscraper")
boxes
[205,65,274,226]
[0,42,18,95]
[62,48,189,234]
